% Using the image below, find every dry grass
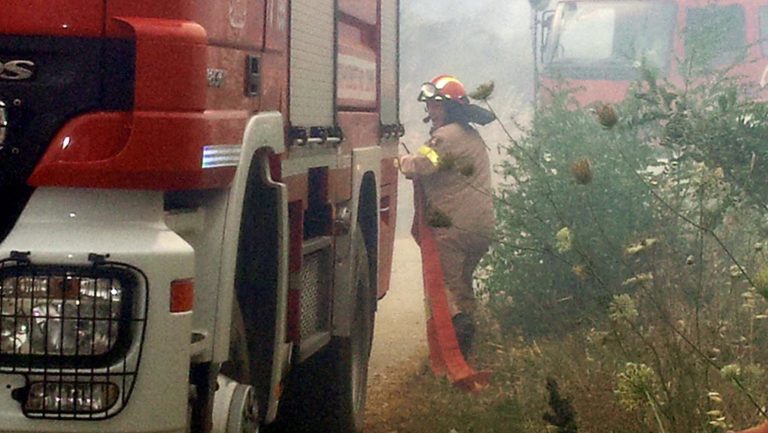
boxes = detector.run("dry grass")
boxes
[364,306,768,433]
[364,314,532,433]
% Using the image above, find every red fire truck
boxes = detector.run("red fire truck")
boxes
[0,1,400,432]
[532,0,768,105]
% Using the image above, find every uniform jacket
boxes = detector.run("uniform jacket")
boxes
[401,122,495,237]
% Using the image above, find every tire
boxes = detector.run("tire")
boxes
[335,230,376,432]
[215,299,261,433]
[270,230,375,433]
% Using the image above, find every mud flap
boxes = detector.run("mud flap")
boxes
[411,182,491,393]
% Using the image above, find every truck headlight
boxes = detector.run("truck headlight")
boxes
[0,262,145,419]
[0,268,130,358]
[25,382,119,414]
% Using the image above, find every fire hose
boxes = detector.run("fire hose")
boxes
[411,182,491,393]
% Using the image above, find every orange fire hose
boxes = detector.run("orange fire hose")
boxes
[411,182,491,393]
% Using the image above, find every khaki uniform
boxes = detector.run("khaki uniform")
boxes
[401,123,495,315]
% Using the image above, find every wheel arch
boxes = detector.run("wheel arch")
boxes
[213,112,291,424]
[212,111,288,364]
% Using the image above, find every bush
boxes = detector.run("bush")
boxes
[479,69,768,432]
[482,87,658,335]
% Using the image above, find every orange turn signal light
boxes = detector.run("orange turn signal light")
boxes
[170,278,194,313]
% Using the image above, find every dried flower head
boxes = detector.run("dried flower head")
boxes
[615,362,660,410]
[469,81,495,101]
[594,103,618,129]
[707,395,730,428]
[707,391,723,404]
[570,158,593,185]
[621,272,654,287]
[609,294,639,322]
[708,417,728,429]
[720,363,742,382]
[742,288,758,311]
[729,264,743,278]
[706,347,721,360]
[555,227,573,253]
[625,238,658,256]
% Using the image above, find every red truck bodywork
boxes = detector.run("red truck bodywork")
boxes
[537,0,768,105]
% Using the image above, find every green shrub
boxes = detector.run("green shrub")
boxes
[479,68,768,432]
[481,87,658,335]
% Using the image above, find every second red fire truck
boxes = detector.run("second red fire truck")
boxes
[532,0,768,105]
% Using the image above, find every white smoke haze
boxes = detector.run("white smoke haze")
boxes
[397,0,534,236]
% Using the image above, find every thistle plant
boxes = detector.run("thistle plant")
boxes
[616,363,667,433]
[615,363,660,410]
[555,227,573,254]
[609,294,639,323]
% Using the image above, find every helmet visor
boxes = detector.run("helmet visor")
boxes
[418,82,443,102]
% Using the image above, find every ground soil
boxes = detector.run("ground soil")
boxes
[365,236,429,432]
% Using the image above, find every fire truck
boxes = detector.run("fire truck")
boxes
[0,1,400,432]
[532,0,768,105]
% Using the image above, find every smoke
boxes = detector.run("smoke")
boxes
[397,0,535,237]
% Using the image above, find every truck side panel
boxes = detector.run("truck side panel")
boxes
[289,0,335,127]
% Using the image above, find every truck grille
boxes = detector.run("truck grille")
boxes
[0,258,147,419]
[297,248,332,338]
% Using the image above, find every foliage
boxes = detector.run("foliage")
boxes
[481,85,659,335]
[478,64,768,432]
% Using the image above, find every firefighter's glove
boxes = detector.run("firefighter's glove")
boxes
[398,150,439,179]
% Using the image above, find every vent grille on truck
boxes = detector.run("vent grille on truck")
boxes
[297,247,332,338]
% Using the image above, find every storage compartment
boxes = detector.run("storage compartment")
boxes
[289,0,335,127]
[380,0,399,125]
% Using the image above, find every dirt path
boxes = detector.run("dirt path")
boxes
[369,236,427,372]
[366,236,428,430]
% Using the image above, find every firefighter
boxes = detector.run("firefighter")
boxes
[399,74,495,357]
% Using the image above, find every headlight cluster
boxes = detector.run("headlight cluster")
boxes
[0,263,143,420]
[25,382,119,413]
[0,274,123,357]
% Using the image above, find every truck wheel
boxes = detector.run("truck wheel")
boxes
[272,230,375,433]
[212,375,259,433]
[214,301,260,433]
[336,229,376,431]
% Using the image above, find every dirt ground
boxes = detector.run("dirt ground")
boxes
[365,236,429,431]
